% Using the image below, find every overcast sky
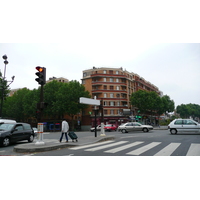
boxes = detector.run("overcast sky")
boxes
[1,0,200,107]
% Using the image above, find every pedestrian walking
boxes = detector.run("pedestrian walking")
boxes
[59,119,69,142]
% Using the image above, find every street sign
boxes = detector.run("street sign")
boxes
[79,97,100,106]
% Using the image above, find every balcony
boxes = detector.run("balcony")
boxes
[91,73,127,78]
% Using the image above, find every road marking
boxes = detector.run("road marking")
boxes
[104,141,144,153]
[186,143,200,156]
[85,141,128,152]
[69,141,113,150]
[154,143,181,156]
[126,142,161,155]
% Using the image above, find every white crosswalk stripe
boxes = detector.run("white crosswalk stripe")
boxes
[68,140,200,156]
[104,141,144,153]
[69,141,113,150]
[85,141,128,152]
[186,143,200,156]
[154,143,181,156]
[126,142,161,155]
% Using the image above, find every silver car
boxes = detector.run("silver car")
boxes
[118,122,153,133]
[168,119,200,134]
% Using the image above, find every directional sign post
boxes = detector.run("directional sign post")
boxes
[79,96,100,137]
[79,97,100,106]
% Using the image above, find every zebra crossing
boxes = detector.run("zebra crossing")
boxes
[69,140,200,156]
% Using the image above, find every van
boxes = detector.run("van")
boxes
[0,119,17,124]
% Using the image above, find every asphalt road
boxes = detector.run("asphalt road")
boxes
[2,129,199,156]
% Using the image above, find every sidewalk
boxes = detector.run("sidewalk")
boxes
[13,135,115,153]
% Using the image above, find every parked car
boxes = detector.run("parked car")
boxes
[118,122,153,133]
[0,123,35,147]
[104,124,117,131]
[90,125,101,132]
[168,119,200,134]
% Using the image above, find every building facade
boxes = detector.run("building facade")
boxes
[81,67,162,128]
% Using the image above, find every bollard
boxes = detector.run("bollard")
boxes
[35,123,45,145]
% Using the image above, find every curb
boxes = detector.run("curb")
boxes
[13,136,115,153]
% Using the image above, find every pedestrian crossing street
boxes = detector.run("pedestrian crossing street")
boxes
[69,140,200,156]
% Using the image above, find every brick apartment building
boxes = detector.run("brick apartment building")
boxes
[81,67,162,129]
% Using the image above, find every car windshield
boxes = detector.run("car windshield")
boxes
[0,123,15,131]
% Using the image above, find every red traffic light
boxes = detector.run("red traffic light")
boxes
[35,66,46,85]
[36,66,44,72]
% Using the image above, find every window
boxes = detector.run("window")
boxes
[175,120,183,125]
[116,86,120,90]
[104,85,107,90]
[110,110,114,115]
[109,70,113,74]
[104,78,106,82]
[110,101,114,106]
[104,110,108,115]
[110,86,114,90]
[116,71,119,74]
[24,124,31,130]
[110,78,114,82]
[116,78,119,82]
[183,120,197,125]
[110,93,114,98]
[103,70,107,74]
[15,124,24,131]
[104,101,107,106]
[104,93,107,98]
[83,72,87,77]
[117,101,120,106]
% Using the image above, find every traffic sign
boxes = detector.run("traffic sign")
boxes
[79,97,100,106]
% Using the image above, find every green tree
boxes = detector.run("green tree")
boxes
[130,90,150,114]
[176,103,200,119]
[3,88,30,121]
[162,95,175,113]
[53,80,91,129]
[131,90,175,122]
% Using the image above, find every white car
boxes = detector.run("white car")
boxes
[168,119,200,134]
[118,122,153,133]
[90,125,101,132]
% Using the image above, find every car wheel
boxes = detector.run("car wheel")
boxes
[170,129,177,134]
[143,128,149,132]
[121,129,127,133]
[2,137,10,147]
[28,134,34,142]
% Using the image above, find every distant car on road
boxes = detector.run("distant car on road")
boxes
[168,119,200,134]
[33,127,38,137]
[0,123,35,147]
[90,125,101,132]
[104,124,117,131]
[118,122,153,133]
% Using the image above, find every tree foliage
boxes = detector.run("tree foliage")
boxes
[176,104,200,119]
[130,90,175,116]
[3,80,91,123]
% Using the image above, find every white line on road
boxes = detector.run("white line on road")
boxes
[126,142,161,155]
[186,143,200,156]
[154,143,181,156]
[85,141,128,152]
[69,141,113,150]
[104,141,144,153]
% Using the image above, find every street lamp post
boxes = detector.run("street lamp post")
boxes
[0,55,15,118]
